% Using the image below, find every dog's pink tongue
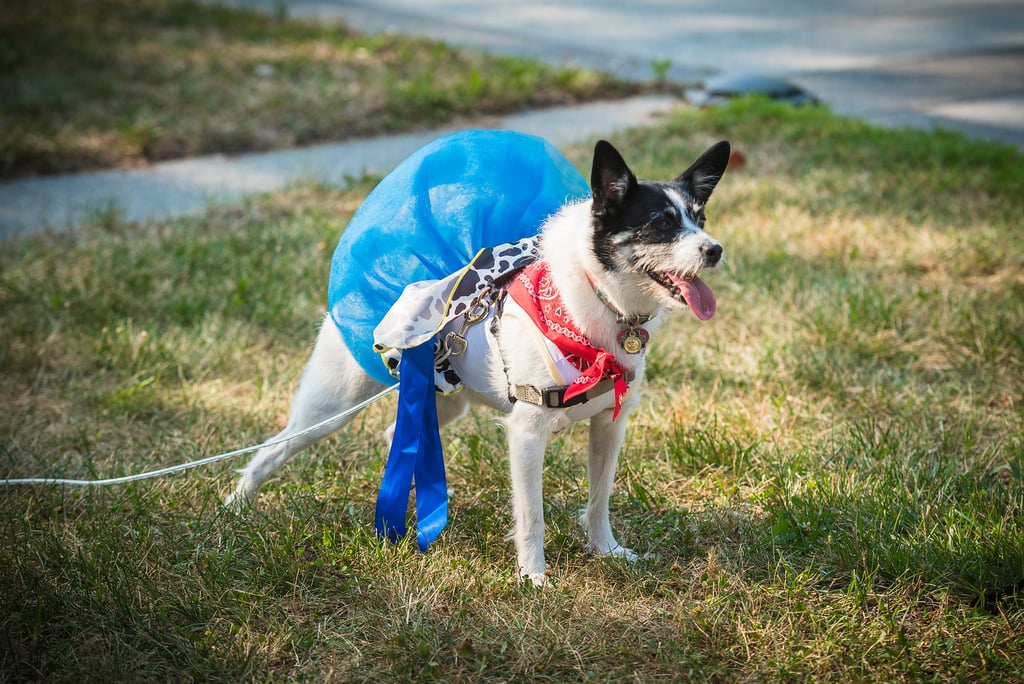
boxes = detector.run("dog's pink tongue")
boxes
[676,275,717,321]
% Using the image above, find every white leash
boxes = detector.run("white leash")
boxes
[0,384,399,487]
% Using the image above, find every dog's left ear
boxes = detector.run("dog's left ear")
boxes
[677,140,731,204]
[591,140,637,216]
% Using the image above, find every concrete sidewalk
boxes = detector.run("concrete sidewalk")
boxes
[0,96,677,238]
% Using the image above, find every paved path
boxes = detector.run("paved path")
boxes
[0,96,676,237]
[4,0,1022,237]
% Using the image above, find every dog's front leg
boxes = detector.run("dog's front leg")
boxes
[505,410,552,586]
[583,409,637,562]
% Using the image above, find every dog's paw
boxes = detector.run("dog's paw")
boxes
[593,543,639,564]
[222,489,253,513]
[615,546,639,564]
[520,571,549,588]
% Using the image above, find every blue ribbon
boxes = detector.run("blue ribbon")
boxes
[374,339,448,552]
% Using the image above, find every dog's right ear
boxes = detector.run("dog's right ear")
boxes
[590,140,637,216]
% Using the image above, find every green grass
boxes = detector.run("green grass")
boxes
[0,0,642,178]
[2,100,1022,681]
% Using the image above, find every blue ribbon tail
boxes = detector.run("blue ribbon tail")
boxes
[374,339,448,551]
[414,414,446,552]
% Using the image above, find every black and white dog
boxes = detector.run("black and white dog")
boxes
[228,138,731,585]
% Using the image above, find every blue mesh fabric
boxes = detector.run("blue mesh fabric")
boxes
[328,130,589,383]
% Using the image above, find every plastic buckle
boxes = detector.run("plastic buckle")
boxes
[542,386,589,408]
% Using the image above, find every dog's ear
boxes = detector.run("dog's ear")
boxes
[677,140,731,204]
[590,140,637,216]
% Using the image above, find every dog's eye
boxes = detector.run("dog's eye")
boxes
[649,215,675,232]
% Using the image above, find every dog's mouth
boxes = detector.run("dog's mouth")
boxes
[646,270,717,320]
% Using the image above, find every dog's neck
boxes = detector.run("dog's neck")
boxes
[584,269,659,325]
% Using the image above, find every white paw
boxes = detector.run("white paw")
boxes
[594,543,638,564]
[520,571,548,588]
[615,546,639,564]
[223,488,253,512]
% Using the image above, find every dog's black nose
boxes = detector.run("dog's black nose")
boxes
[702,242,723,264]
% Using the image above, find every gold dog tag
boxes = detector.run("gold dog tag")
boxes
[618,327,649,354]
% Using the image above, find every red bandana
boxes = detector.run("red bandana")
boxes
[506,260,630,419]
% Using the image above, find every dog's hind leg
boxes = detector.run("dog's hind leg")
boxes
[226,315,386,508]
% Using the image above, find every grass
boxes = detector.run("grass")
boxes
[1,99,1022,681]
[0,0,642,179]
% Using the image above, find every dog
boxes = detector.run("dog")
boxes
[227,136,731,586]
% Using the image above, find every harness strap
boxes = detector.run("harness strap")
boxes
[510,370,638,409]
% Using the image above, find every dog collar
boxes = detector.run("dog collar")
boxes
[585,271,655,354]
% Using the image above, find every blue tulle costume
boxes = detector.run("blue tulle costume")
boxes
[327,130,590,384]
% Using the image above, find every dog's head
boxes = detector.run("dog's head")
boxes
[589,139,731,320]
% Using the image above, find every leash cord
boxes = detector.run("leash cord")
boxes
[0,384,399,487]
